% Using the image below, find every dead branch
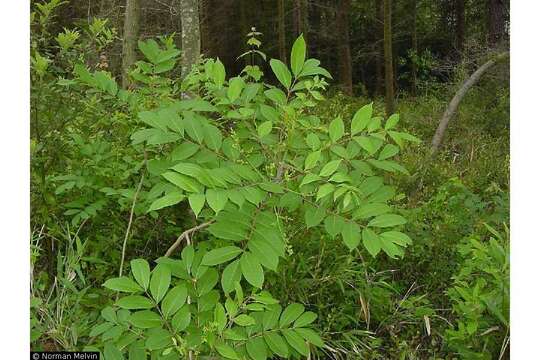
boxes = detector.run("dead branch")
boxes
[164,221,213,257]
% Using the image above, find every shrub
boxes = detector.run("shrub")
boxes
[68,33,419,358]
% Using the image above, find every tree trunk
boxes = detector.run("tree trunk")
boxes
[199,0,211,57]
[121,0,140,89]
[293,0,309,41]
[383,0,395,115]
[375,0,384,96]
[277,0,287,63]
[430,52,509,154]
[336,0,353,96]
[180,0,201,78]
[487,0,507,47]
[456,0,465,54]
[411,0,418,97]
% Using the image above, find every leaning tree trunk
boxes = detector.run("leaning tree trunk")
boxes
[383,0,395,115]
[336,0,353,96]
[121,0,140,89]
[180,0,201,79]
[430,52,509,154]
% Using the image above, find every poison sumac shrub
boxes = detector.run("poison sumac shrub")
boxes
[60,33,418,359]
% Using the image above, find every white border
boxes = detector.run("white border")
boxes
[0,0,29,356]
[511,1,540,358]
[0,0,538,357]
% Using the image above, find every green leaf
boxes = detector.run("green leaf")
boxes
[354,203,391,219]
[380,231,412,246]
[203,124,223,151]
[306,133,321,150]
[362,228,381,257]
[149,264,171,303]
[202,246,243,266]
[171,306,191,332]
[304,150,321,170]
[129,310,162,329]
[211,305,225,334]
[351,103,373,135]
[171,141,199,160]
[367,116,382,132]
[221,259,242,294]
[304,205,326,228]
[197,268,219,296]
[147,192,184,212]
[215,342,239,359]
[103,277,143,293]
[260,104,280,122]
[329,116,345,142]
[161,284,188,318]
[290,34,306,77]
[316,183,335,201]
[354,136,377,155]
[128,341,145,360]
[295,328,324,347]
[247,336,268,360]
[206,189,228,214]
[293,311,317,328]
[183,113,205,144]
[213,58,226,88]
[228,76,245,102]
[368,214,407,228]
[282,329,309,356]
[262,304,282,330]
[324,215,345,238]
[300,173,321,187]
[257,121,273,137]
[280,303,305,328]
[89,323,114,337]
[240,252,264,288]
[145,328,172,351]
[162,171,203,193]
[103,342,123,360]
[341,221,361,250]
[269,58,292,89]
[385,114,399,130]
[188,193,205,217]
[264,88,287,105]
[378,144,400,160]
[319,159,342,177]
[264,332,289,358]
[130,259,150,291]
[234,314,256,326]
[116,295,154,310]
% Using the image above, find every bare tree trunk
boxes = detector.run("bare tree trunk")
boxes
[199,0,211,57]
[336,0,353,96]
[487,0,507,47]
[121,0,140,89]
[411,0,418,97]
[180,0,201,78]
[277,0,287,63]
[375,0,384,96]
[430,52,509,154]
[293,0,309,41]
[384,0,395,115]
[456,0,465,54]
